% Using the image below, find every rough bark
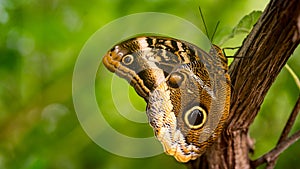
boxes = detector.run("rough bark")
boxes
[188,0,300,168]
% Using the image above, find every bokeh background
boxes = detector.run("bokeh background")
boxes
[0,0,299,169]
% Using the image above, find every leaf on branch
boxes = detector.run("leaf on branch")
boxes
[232,10,263,35]
[220,10,262,45]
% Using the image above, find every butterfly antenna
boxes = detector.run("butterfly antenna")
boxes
[198,6,210,40]
[211,21,220,43]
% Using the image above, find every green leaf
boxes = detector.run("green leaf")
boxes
[232,10,263,35]
[220,10,262,45]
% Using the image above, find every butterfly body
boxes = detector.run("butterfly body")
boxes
[103,36,230,162]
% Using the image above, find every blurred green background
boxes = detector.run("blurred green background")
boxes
[0,0,299,169]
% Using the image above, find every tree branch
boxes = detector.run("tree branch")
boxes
[278,94,300,143]
[251,130,300,167]
[251,94,300,168]
[193,0,300,168]
[228,0,300,132]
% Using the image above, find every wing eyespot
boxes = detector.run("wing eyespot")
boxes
[184,106,207,129]
[122,54,134,65]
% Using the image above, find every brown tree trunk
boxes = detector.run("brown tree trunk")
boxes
[188,0,300,168]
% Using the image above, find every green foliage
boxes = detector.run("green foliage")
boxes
[220,10,262,46]
[232,11,262,36]
[0,0,299,169]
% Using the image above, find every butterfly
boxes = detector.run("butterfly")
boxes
[102,36,230,162]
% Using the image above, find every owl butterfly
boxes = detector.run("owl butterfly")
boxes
[102,36,230,162]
